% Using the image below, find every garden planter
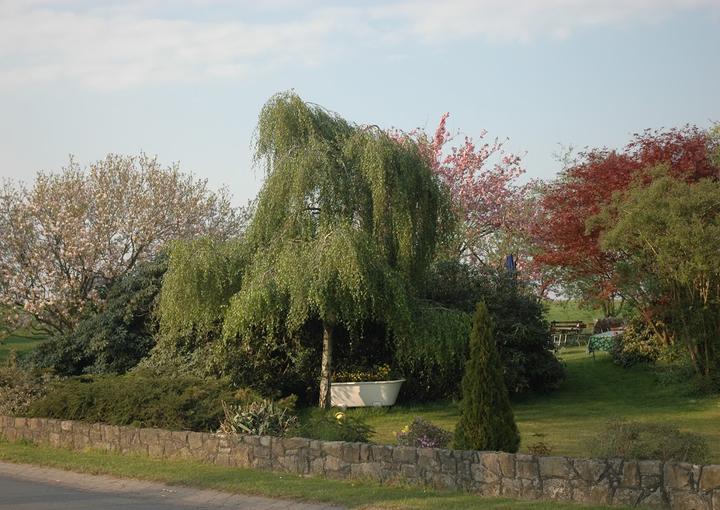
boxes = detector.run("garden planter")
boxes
[330,379,405,408]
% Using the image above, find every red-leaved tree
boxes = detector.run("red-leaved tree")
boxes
[531,125,719,314]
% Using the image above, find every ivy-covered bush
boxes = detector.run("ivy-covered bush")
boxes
[28,373,239,432]
[396,261,564,401]
[26,255,167,376]
[589,419,708,463]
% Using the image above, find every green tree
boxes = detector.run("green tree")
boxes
[454,302,520,452]
[598,173,720,384]
[157,92,450,407]
[237,93,449,407]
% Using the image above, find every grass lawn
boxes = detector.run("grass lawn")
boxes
[542,300,604,329]
[0,333,45,364]
[355,347,720,462]
[0,441,621,510]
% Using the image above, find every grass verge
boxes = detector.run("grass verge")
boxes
[0,440,620,510]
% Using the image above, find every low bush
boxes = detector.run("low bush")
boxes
[610,320,662,368]
[294,409,374,443]
[333,364,396,383]
[27,373,240,432]
[218,398,298,436]
[589,419,708,463]
[0,354,56,416]
[396,417,452,448]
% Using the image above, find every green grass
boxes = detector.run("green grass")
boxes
[0,333,45,363]
[0,441,620,510]
[355,347,720,462]
[542,300,604,329]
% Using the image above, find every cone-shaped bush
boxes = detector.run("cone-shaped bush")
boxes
[454,302,520,452]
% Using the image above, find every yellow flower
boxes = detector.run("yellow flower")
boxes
[401,425,410,433]
[335,412,346,422]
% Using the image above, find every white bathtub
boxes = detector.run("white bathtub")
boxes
[330,379,405,408]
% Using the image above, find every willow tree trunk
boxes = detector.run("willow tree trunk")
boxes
[318,321,334,408]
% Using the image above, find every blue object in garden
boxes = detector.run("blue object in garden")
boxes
[505,254,516,273]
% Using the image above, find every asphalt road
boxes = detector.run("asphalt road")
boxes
[0,462,343,510]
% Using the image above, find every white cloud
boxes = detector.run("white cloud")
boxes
[0,0,717,89]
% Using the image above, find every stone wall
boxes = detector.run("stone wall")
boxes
[1,416,719,509]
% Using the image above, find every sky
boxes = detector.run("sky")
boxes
[1,0,719,205]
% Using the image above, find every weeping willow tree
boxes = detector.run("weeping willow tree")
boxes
[220,92,449,407]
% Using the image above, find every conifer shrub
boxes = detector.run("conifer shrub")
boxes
[454,302,520,452]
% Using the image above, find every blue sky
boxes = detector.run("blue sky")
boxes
[1,0,719,204]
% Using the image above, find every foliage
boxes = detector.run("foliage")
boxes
[0,154,246,336]
[592,317,624,334]
[0,355,56,416]
[394,306,471,401]
[531,126,719,313]
[589,419,708,463]
[454,303,520,453]
[395,113,525,265]
[334,364,395,383]
[396,417,452,449]
[598,175,720,385]
[609,319,662,368]
[28,373,238,432]
[294,409,374,443]
[26,255,167,376]
[156,92,450,407]
[399,260,563,400]
[218,399,298,436]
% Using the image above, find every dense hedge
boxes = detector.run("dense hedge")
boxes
[28,373,238,432]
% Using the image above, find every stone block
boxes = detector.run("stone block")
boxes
[622,461,640,488]
[370,444,392,462]
[342,443,360,463]
[392,446,417,464]
[664,462,694,490]
[438,449,457,474]
[59,420,72,432]
[614,488,642,507]
[500,477,522,498]
[668,492,710,510]
[638,488,668,509]
[639,460,662,476]
[700,465,720,491]
[539,456,572,479]
[498,453,515,478]
[283,437,310,450]
[542,478,573,500]
[516,455,539,480]
[325,455,349,473]
[322,441,344,458]
[571,479,611,505]
[574,458,607,482]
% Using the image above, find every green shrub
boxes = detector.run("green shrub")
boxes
[398,261,564,401]
[294,409,374,443]
[396,417,452,448]
[589,419,708,463]
[26,256,166,376]
[28,373,239,432]
[0,356,56,416]
[333,364,396,383]
[610,320,662,368]
[218,399,298,436]
[454,302,520,453]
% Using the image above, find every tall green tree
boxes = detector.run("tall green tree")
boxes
[221,92,448,407]
[455,302,520,452]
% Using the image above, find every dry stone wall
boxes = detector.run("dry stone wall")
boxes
[1,416,719,509]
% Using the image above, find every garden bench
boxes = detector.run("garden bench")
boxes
[550,320,587,350]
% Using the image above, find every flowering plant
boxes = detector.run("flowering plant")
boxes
[396,417,452,449]
[333,364,399,383]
